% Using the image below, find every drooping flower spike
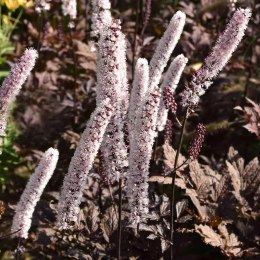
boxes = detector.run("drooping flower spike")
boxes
[97,19,129,184]
[57,99,114,229]
[149,11,186,92]
[188,123,206,160]
[157,54,188,131]
[91,0,112,38]
[127,88,161,225]
[0,48,38,152]
[181,8,251,108]
[61,0,77,27]
[11,148,59,238]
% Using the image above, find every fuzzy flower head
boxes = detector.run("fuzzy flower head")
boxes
[11,148,59,238]
[149,11,186,92]
[181,8,251,108]
[91,0,112,38]
[57,99,114,229]
[163,87,177,114]
[156,54,187,131]
[127,88,161,225]
[61,0,77,27]
[0,48,38,146]
[188,123,206,160]
[164,119,173,144]
[128,58,149,140]
[96,19,128,105]
[35,0,50,13]
[96,19,129,184]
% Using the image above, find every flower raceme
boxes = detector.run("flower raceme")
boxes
[11,148,59,238]
[149,11,186,92]
[0,48,38,152]
[188,123,206,160]
[181,8,251,108]
[34,0,50,12]
[128,58,149,143]
[157,54,188,131]
[127,88,161,225]
[91,0,112,38]
[97,19,129,184]
[56,99,114,229]
[61,0,77,24]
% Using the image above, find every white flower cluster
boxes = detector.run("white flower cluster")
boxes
[128,58,149,143]
[35,0,51,13]
[61,0,77,27]
[149,11,186,92]
[127,89,161,224]
[157,54,188,131]
[97,20,129,184]
[56,99,114,229]
[11,148,59,238]
[181,8,251,108]
[0,48,38,153]
[91,0,112,38]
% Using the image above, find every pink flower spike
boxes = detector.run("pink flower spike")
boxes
[181,8,251,108]
[127,88,161,225]
[11,148,59,239]
[157,54,187,131]
[149,11,186,92]
[0,48,38,153]
[91,0,112,38]
[56,99,114,229]
[129,58,149,142]
[188,123,206,160]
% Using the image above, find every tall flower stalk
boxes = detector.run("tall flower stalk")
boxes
[11,148,59,238]
[0,48,38,153]
[181,8,251,108]
[127,88,161,225]
[91,0,112,38]
[97,19,129,184]
[61,0,77,27]
[157,54,188,131]
[149,11,186,92]
[56,99,114,229]
[170,8,251,259]
[128,58,149,142]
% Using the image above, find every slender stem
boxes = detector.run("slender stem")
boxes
[14,238,21,260]
[117,178,122,260]
[0,228,21,239]
[37,13,44,52]
[170,108,188,259]
[168,158,189,176]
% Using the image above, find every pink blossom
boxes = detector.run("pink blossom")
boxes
[0,48,38,153]
[149,11,186,92]
[11,148,59,238]
[181,8,251,108]
[127,88,161,225]
[56,99,114,229]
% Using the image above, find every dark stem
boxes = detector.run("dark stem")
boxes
[170,108,189,259]
[14,238,21,260]
[243,69,251,101]
[37,13,44,52]
[117,178,123,260]
[0,229,21,239]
